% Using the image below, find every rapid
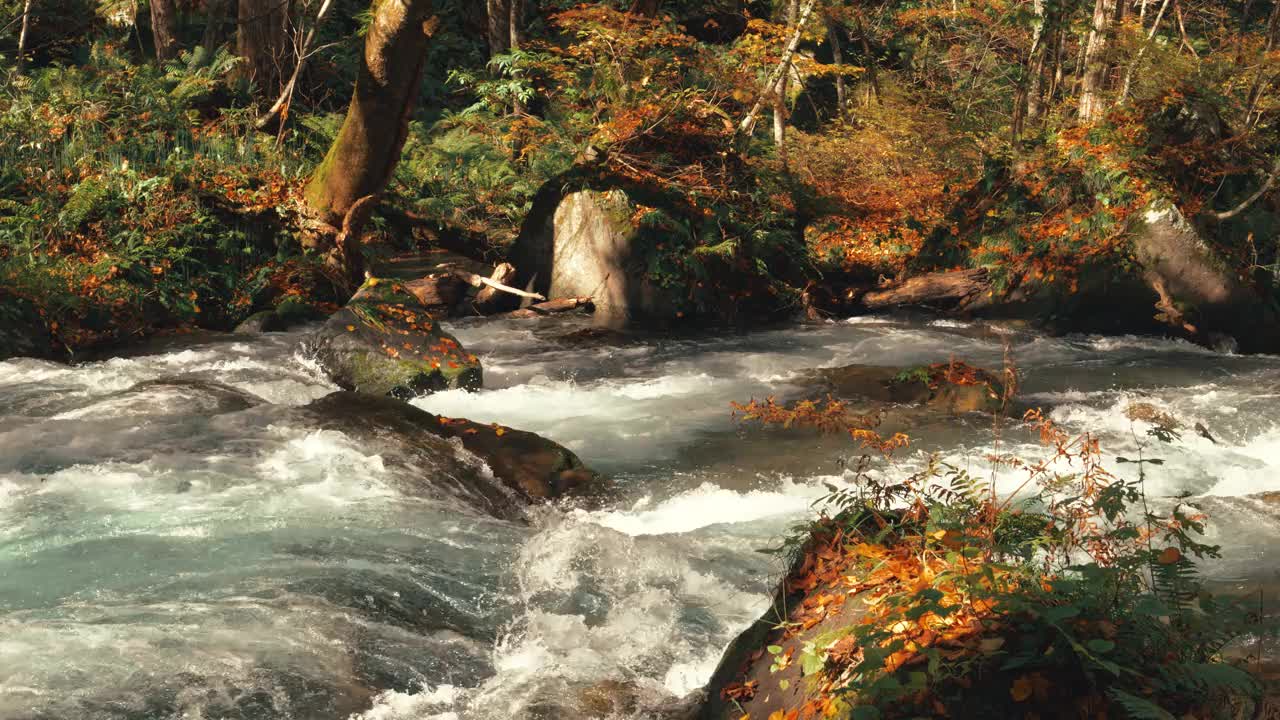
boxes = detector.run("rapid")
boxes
[1,314,1277,720]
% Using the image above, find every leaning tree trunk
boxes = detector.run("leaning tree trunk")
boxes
[237,0,288,91]
[150,0,180,60]
[16,0,33,74]
[1077,0,1117,122]
[303,0,434,225]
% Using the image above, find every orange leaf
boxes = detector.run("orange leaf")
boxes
[1157,547,1182,565]
[1010,675,1033,702]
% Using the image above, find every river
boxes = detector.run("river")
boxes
[1,314,1277,719]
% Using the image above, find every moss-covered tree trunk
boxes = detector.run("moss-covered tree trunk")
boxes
[303,0,434,224]
[150,0,180,60]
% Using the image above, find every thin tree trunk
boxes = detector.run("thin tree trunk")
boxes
[256,0,335,130]
[1117,0,1172,104]
[237,0,289,92]
[150,0,180,60]
[772,0,800,162]
[304,0,435,224]
[16,0,33,73]
[509,0,525,115]
[1245,0,1280,127]
[1017,0,1047,136]
[827,18,847,120]
[738,0,818,137]
[856,17,880,105]
[1173,0,1197,56]
[486,0,509,57]
[1078,0,1117,122]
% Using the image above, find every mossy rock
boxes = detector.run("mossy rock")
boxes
[307,278,482,399]
[805,362,1006,415]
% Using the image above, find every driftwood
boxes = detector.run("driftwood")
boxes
[804,268,991,319]
[860,268,990,309]
[436,263,545,302]
[500,296,595,319]
[472,262,518,314]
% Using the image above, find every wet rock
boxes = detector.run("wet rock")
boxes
[234,310,288,334]
[235,296,325,335]
[300,393,605,515]
[1124,402,1182,429]
[507,187,676,327]
[307,278,482,399]
[699,522,867,720]
[805,362,1006,415]
[0,290,56,361]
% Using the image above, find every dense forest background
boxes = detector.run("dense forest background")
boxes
[3,0,1280,356]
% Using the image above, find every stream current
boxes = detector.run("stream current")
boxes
[1,314,1277,719]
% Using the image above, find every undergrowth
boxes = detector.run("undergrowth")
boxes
[733,374,1272,720]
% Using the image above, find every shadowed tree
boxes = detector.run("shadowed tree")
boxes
[150,0,180,60]
[237,0,288,91]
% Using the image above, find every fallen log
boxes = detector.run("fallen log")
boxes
[804,268,991,319]
[403,273,470,313]
[860,268,990,310]
[500,297,595,319]
[472,262,518,315]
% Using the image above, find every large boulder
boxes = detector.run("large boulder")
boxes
[300,393,605,517]
[1132,201,1280,352]
[307,278,482,399]
[508,186,675,327]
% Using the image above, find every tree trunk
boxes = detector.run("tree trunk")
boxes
[203,0,230,50]
[827,19,847,120]
[629,0,660,17]
[772,0,800,162]
[1077,0,1117,122]
[237,0,288,91]
[738,0,818,138]
[304,0,434,224]
[256,0,335,131]
[509,0,525,115]
[16,0,33,74]
[150,0,180,60]
[856,17,880,105]
[1023,0,1047,126]
[486,0,509,57]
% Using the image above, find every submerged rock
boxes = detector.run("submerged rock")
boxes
[300,392,605,516]
[61,377,266,420]
[805,362,1006,415]
[307,278,482,399]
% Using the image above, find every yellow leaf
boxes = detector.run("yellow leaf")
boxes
[495,428,506,436]
[346,325,356,332]
[1010,675,1033,702]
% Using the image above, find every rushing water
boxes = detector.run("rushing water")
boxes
[1,315,1278,719]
